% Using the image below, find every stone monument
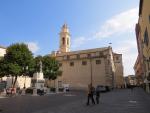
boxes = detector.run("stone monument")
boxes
[32,60,45,95]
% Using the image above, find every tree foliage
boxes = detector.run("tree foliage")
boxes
[42,56,62,80]
[0,43,62,87]
[0,57,7,78]
[0,43,34,87]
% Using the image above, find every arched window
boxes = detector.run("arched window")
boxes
[67,38,69,45]
[62,37,65,45]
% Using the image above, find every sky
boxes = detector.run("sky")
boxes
[0,0,140,76]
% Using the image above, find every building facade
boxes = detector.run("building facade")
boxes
[134,55,144,86]
[113,53,124,88]
[134,23,145,86]
[0,46,6,57]
[124,75,137,88]
[51,24,124,90]
[134,0,150,92]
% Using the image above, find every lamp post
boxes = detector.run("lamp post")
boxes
[89,55,93,86]
[23,66,28,89]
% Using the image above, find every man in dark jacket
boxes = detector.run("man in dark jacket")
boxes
[87,84,95,105]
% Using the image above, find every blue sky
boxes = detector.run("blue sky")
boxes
[0,0,139,76]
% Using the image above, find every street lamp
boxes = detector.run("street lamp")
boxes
[89,54,93,86]
[23,66,28,89]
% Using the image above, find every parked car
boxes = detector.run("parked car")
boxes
[63,84,70,92]
[96,85,107,92]
[37,89,44,96]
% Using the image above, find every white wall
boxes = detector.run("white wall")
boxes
[2,76,31,89]
[0,48,6,57]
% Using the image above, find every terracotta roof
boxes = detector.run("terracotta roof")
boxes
[56,47,110,56]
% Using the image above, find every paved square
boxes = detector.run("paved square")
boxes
[0,88,150,113]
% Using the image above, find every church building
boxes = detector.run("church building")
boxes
[51,24,124,90]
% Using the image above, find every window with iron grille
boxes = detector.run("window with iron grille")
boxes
[144,28,149,47]
[96,60,101,64]
[59,63,62,67]
[82,61,87,65]
[77,54,80,59]
[88,54,91,58]
[116,56,119,60]
[70,62,74,66]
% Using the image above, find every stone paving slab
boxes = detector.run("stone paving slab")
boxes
[0,88,150,113]
[32,88,150,113]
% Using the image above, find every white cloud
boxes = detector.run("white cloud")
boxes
[72,37,86,49]
[72,7,139,48]
[72,37,92,49]
[94,7,138,39]
[71,7,139,76]
[26,42,39,53]
[114,40,138,76]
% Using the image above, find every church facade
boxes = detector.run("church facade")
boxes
[51,24,124,89]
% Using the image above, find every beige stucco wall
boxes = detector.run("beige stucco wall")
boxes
[59,58,107,89]
[0,48,6,57]
[114,54,124,88]
[139,0,150,79]
[51,47,119,90]
[2,76,31,89]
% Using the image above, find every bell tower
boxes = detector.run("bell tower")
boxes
[59,24,70,53]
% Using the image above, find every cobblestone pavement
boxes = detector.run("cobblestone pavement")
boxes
[0,88,150,113]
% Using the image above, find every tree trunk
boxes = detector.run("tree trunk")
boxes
[11,76,14,88]
[49,79,52,88]
[13,76,18,88]
[47,79,52,88]
[54,80,55,88]
[0,77,2,82]
[24,76,26,88]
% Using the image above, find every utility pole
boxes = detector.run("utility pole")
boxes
[89,56,93,86]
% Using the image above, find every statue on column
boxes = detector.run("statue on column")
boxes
[39,60,43,73]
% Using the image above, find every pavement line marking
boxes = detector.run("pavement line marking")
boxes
[128,100,137,103]
[63,94,76,96]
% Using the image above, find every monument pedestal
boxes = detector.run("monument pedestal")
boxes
[31,61,45,95]
[21,89,26,95]
[33,88,37,96]
[32,72,45,95]
[46,88,50,94]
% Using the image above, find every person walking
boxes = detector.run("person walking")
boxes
[86,84,95,106]
[95,86,100,104]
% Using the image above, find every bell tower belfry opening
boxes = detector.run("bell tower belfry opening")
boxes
[59,24,70,53]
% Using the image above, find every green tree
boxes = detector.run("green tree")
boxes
[42,56,62,81]
[0,43,34,88]
[0,58,7,80]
